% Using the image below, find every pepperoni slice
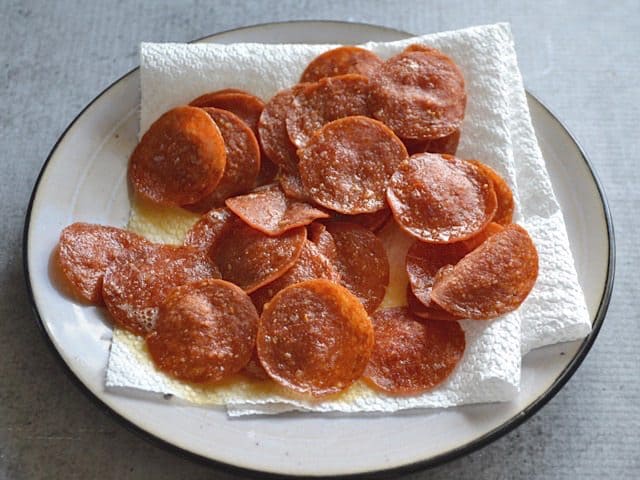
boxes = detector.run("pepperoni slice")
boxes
[431,224,539,320]
[129,106,226,206]
[183,207,233,251]
[370,49,466,140]
[259,86,307,173]
[250,240,340,312]
[333,209,391,232]
[190,89,251,105]
[102,244,221,335]
[184,108,260,213]
[226,184,328,236]
[299,116,408,214]
[363,307,465,395]
[189,92,264,134]
[257,279,374,397]
[468,160,514,225]
[211,217,306,294]
[387,153,497,243]
[300,46,383,82]
[57,223,149,304]
[403,129,461,156]
[405,222,504,319]
[242,349,270,381]
[146,279,258,383]
[307,222,338,263]
[278,169,311,202]
[286,74,371,148]
[325,222,389,313]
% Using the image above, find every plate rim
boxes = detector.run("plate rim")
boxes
[22,20,615,479]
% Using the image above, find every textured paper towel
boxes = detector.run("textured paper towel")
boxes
[106,23,590,415]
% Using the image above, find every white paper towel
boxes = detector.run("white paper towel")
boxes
[106,23,591,415]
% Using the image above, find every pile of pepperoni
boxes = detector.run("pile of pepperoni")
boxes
[56,44,539,398]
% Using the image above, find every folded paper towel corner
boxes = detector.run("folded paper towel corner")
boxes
[106,22,591,416]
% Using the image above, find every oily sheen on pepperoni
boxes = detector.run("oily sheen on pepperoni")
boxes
[189,92,264,134]
[333,208,392,232]
[307,222,338,263]
[128,106,226,206]
[299,116,408,214]
[183,207,233,251]
[406,284,459,321]
[225,184,328,236]
[370,48,466,140]
[250,240,340,313]
[431,224,539,320]
[300,46,383,83]
[102,244,221,335]
[468,160,515,226]
[387,153,497,243]
[278,169,312,202]
[286,74,371,148]
[184,108,260,213]
[258,86,307,173]
[57,223,149,304]
[364,307,465,395]
[146,279,258,383]
[211,217,306,293]
[257,279,374,397]
[326,222,389,313]
[403,129,461,156]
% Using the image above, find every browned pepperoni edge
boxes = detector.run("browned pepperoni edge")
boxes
[183,207,234,251]
[468,160,515,226]
[300,46,383,83]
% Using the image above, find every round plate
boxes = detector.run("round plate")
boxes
[24,21,613,478]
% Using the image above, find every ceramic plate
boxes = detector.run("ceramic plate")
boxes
[24,21,614,477]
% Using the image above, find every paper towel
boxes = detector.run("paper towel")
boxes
[106,23,591,415]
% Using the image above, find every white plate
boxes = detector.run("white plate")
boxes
[24,21,614,477]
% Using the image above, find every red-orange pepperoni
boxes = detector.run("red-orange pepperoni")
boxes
[190,89,251,104]
[250,240,340,313]
[325,222,389,313]
[286,74,371,148]
[146,279,258,383]
[406,284,460,321]
[257,279,374,397]
[183,207,233,251]
[128,106,226,206]
[278,169,312,202]
[387,153,497,243]
[57,223,149,304]
[184,108,261,213]
[102,244,221,335]
[258,86,307,173]
[299,116,408,214]
[370,49,466,140]
[468,160,515,225]
[363,307,465,395]
[403,129,461,156]
[189,92,264,135]
[211,217,306,294]
[300,46,383,82]
[307,222,338,263]
[431,224,539,320]
[333,208,391,232]
[242,349,271,381]
[226,184,328,236]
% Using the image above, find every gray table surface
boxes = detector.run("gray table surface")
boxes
[1,0,638,478]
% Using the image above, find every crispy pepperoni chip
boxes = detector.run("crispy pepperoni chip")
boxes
[183,207,233,251]
[129,106,226,206]
[325,222,389,313]
[300,46,383,82]
[387,153,497,243]
[102,244,221,335]
[259,86,307,173]
[333,209,391,232]
[307,222,338,263]
[406,285,460,321]
[226,184,328,236]
[189,92,264,135]
[431,224,539,320]
[57,223,149,304]
[184,108,261,212]
[190,89,251,103]
[278,169,311,202]
[250,240,340,312]
[146,279,258,383]
[370,49,466,140]
[257,279,374,397]
[404,129,461,156]
[364,307,465,395]
[468,160,514,225]
[299,116,408,214]
[211,217,306,294]
[286,74,371,148]
[242,349,270,381]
